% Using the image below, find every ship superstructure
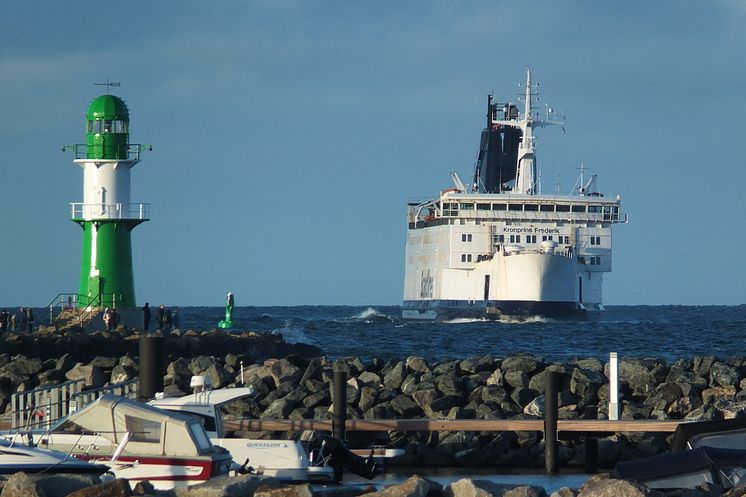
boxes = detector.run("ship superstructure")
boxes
[402,71,627,320]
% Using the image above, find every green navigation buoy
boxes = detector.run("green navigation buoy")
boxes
[218,292,234,329]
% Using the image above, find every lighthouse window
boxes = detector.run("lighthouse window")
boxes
[571,205,586,213]
[492,203,507,211]
[556,204,570,212]
[540,204,554,212]
[508,204,522,211]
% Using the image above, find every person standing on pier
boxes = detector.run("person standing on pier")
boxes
[156,304,165,331]
[18,307,26,332]
[142,302,151,331]
[25,307,33,332]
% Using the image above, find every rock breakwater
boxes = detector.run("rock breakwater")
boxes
[2,329,746,470]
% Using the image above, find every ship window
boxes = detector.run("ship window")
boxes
[461,234,473,242]
[493,203,507,211]
[494,234,505,243]
[460,203,474,210]
[588,205,602,213]
[508,204,522,211]
[540,204,554,212]
[571,205,586,213]
[556,204,570,212]
[542,235,554,241]
[524,204,538,212]
[477,203,491,210]
[509,235,521,243]
[595,236,601,245]
[467,254,472,262]
[527,235,537,243]
[125,415,161,443]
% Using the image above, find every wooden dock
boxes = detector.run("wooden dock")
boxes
[224,418,684,434]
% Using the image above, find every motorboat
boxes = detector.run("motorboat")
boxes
[669,417,746,452]
[0,437,109,476]
[149,376,388,482]
[613,446,746,490]
[4,394,233,489]
[613,418,746,490]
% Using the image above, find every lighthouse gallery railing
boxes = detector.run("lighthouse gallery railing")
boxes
[70,202,150,221]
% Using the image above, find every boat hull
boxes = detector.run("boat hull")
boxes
[402,299,587,321]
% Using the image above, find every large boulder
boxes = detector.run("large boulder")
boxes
[254,483,312,497]
[65,364,105,388]
[35,475,101,497]
[65,479,131,497]
[0,472,45,497]
[577,477,661,497]
[173,474,279,497]
[269,359,303,387]
[444,478,521,497]
[360,475,441,497]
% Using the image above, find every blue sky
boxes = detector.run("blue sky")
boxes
[2,1,745,307]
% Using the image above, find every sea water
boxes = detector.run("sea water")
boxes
[168,304,746,363]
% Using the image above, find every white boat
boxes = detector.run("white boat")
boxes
[0,437,109,476]
[149,376,386,482]
[7,394,233,489]
[403,70,627,320]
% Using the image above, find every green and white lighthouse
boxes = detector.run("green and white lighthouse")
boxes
[67,93,150,310]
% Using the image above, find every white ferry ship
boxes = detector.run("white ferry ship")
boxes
[403,71,627,320]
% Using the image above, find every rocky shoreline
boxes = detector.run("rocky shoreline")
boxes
[1,327,746,496]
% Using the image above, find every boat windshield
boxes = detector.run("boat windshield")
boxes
[188,421,213,454]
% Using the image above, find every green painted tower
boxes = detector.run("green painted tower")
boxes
[67,94,150,309]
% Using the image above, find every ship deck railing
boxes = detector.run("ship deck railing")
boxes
[408,210,627,225]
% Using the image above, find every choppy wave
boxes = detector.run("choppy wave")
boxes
[270,321,309,344]
[353,307,395,323]
[496,315,555,324]
[170,305,746,363]
[442,317,489,324]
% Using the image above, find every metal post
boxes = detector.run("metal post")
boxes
[609,352,620,421]
[584,405,599,473]
[332,362,347,443]
[544,371,559,474]
[139,335,164,400]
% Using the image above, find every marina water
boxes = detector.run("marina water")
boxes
[171,304,746,363]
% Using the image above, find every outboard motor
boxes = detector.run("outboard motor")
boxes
[310,436,379,481]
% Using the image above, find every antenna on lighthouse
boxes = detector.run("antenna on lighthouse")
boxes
[94,79,122,94]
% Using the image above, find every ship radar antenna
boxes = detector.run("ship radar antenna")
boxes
[94,78,122,94]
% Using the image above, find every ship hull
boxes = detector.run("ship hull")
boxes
[402,299,587,321]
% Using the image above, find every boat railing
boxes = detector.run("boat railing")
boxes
[9,378,139,430]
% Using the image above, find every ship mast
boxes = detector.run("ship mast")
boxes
[492,69,562,195]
